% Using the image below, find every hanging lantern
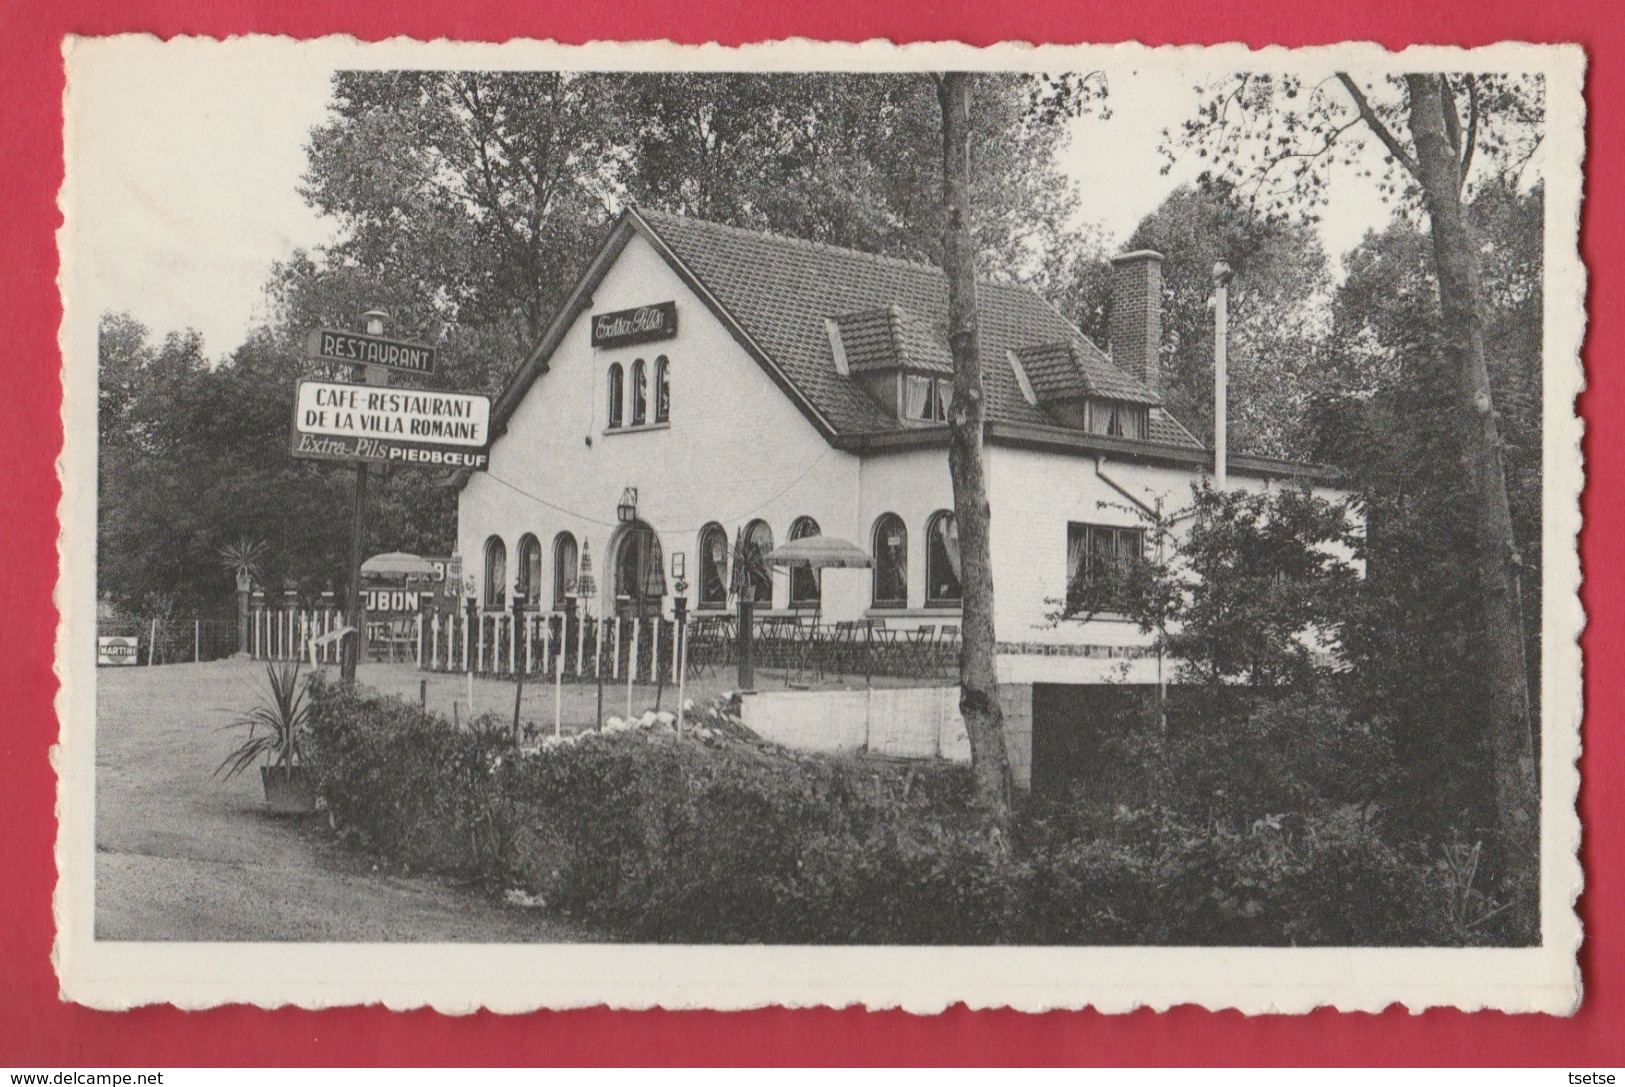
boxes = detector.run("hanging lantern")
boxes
[617,487,639,523]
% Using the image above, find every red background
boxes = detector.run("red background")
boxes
[1,0,1614,1066]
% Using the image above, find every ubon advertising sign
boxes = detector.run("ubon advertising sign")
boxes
[290,380,492,469]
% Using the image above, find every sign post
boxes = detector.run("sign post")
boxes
[293,312,487,683]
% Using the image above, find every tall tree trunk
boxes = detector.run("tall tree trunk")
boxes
[1403,75,1539,928]
[936,73,1011,827]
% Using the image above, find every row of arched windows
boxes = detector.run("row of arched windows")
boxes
[693,511,962,611]
[483,511,962,613]
[483,532,579,610]
[873,511,962,609]
[606,356,670,429]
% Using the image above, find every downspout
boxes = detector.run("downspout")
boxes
[1094,455,1157,518]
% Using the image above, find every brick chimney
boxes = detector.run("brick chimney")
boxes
[1110,249,1165,397]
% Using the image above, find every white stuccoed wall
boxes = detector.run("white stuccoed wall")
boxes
[739,683,1035,787]
[984,444,1337,685]
[458,230,863,619]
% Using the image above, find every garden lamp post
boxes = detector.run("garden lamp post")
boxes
[671,551,688,733]
[511,572,527,749]
[234,567,252,659]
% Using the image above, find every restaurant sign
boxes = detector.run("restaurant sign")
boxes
[305,328,437,376]
[290,380,492,470]
[591,301,677,349]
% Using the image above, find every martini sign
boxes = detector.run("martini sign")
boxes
[291,380,493,469]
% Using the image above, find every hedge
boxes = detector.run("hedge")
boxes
[303,677,1506,946]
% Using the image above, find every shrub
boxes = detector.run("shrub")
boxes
[304,681,1501,946]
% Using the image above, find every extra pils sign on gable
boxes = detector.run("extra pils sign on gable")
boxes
[591,301,677,348]
[290,380,493,469]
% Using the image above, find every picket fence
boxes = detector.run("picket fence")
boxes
[422,610,686,684]
[247,604,688,684]
[248,605,351,665]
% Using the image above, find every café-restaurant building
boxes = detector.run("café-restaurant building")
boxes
[456,208,1339,783]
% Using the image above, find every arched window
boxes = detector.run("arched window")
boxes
[872,514,907,608]
[697,523,729,609]
[630,358,648,425]
[741,519,774,607]
[516,533,542,606]
[483,535,507,609]
[607,364,624,428]
[552,532,579,609]
[613,522,665,617]
[653,355,670,423]
[925,511,962,606]
[788,516,821,608]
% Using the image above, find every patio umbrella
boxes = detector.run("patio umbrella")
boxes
[360,551,439,578]
[761,535,873,569]
[572,540,597,599]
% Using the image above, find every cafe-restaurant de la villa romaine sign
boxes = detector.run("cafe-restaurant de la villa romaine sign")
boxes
[591,301,677,349]
[290,380,492,470]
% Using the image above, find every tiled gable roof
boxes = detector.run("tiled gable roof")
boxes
[636,209,1194,444]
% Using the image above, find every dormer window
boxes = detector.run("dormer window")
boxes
[1086,400,1149,440]
[903,375,952,424]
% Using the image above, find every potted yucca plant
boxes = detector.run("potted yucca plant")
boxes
[216,660,315,813]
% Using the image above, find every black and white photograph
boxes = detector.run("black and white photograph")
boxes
[55,37,1584,1012]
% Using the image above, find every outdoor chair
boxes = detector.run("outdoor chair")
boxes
[934,624,961,675]
[906,624,939,677]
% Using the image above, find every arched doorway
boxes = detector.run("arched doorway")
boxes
[612,521,666,618]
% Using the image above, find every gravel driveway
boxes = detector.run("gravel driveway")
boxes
[94,658,604,942]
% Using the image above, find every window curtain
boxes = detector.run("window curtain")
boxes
[789,518,820,605]
[902,375,931,420]
[745,522,774,605]
[522,539,542,604]
[485,539,506,608]
[553,535,578,608]
[874,516,907,605]
[1067,525,1086,584]
[654,356,670,423]
[942,514,961,579]
[640,533,667,601]
[630,360,647,424]
[700,527,728,607]
[607,365,623,427]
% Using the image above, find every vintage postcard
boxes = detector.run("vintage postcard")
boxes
[55,36,1585,1013]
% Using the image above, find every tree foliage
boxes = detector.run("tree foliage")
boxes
[1172,69,1545,921]
[1070,483,1358,691]
[279,71,1100,396]
[97,316,456,618]
[1311,182,1545,838]
[1047,182,1333,459]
